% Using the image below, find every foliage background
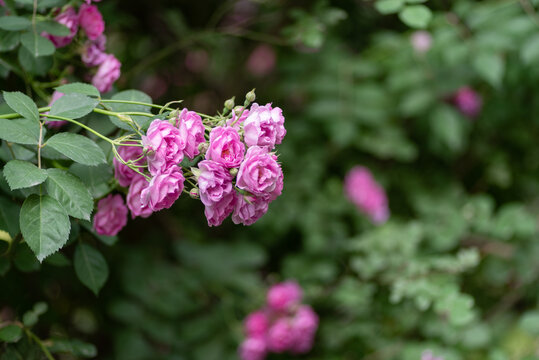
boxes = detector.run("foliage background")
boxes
[1,0,539,359]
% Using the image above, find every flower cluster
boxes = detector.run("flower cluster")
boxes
[42,3,120,93]
[239,281,319,360]
[92,93,286,235]
[344,166,389,225]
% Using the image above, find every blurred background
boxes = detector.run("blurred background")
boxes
[2,0,539,359]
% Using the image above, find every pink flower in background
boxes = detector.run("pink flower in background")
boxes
[185,49,209,73]
[113,143,145,187]
[142,119,185,176]
[140,167,184,211]
[93,194,128,236]
[82,35,107,67]
[232,195,269,226]
[206,126,245,168]
[411,30,432,53]
[85,0,102,3]
[42,7,79,48]
[243,103,286,149]
[236,146,283,201]
[453,86,482,118]
[79,4,104,40]
[176,108,205,159]
[140,75,168,100]
[267,281,302,312]
[267,318,294,353]
[126,175,153,219]
[245,310,269,337]
[45,91,67,128]
[91,54,121,93]
[344,166,389,225]
[0,0,5,6]
[421,350,444,360]
[239,337,267,360]
[247,45,276,77]
[290,305,319,354]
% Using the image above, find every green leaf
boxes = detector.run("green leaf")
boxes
[20,194,70,262]
[49,339,97,358]
[399,5,432,29]
[44,252,70,267]
[107,90,153,130]
[473,52,504,87]
[0,197,20,238]
[2,91,39,122]
[69,163,112,198]
[74,243,109,295]
[0,325,22,342]
[521,34,539,65]
[0,16,31,31]
[35,20,70,36]
[375,0,404,14]
[20,31,55,57]
[520,311,539,335]
[429,105,465,153]
[0,118,40,145]
[0,31,20,52]
[46,133,106,166]
[18,46,53,76]
[50,93,99,119]
[3,160,47,190]
[55,83,100,98]
[45,168,93,220]
[13,242,40,272]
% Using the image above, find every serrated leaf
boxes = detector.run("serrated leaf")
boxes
[20,31,55,57]
[45,168,93,220]
[35,20,70,36]
[74,243,109,295]
[473,52,504,87]
[375,0,404,14]
[0,197,20,238]
[3,91,39,122]
[46,133,106,166]
[3,160,47,190]
[50,93,99,119]
[20,194,70,262]
[55,83,100,98]
[0,118,40,145]
[399,5,432,29]
[107,90,153,130]
[0,325,22,342]
[69,163,111,198]
[0,16,31,31]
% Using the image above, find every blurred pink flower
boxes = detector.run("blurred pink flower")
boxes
[91,54,121,93]
[42,7,79,48]
[185,50,209,73]
[344,166,389,225]
[79,4,105,40]
[411,30,432,53]
[81,35,107,67]
[453,86,482,118]
[267,281,302,312]
[239,337,266,360]
[247,45,276,77]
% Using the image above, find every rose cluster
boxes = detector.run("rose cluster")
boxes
[239,281,319,360]
[42,2,120,93]
[344,166,389,225]
[92,99,286,235]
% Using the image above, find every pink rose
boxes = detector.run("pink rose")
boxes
[239,337,267,360]
[176,108,205,159]
[126,175,153,219]
[206,126,245,168]
[93,194,128,236]
[142,119,185,176]
[91,54,121,93]
[411,30,432,53]
[113,142,145,187]
[204,193,235,226]
[236,146,283,201]
[244,310,269,337]
[247,45,276,77]
[267,281,302,312]
[140,167,184,212]
[81,35,107,67]
[267,318,294,353]
[290,305,318,354]
[45,91,67,128]
[42,7,79,48]
[453,86,482,118]
[232,195,269,226]
[226,106,250,129]
[78,4,104,40]
[197,160,234,206]
[344,166,389,225]
[243,103,286,149]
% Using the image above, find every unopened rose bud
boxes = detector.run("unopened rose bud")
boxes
[246,89,256,103]
[229,168,238,177]
[224,96,235,110]
[117,114,133,124]
[198,142,209,155]
[189,188,199,199]
[168,109,180,119]
[190,166,201,179]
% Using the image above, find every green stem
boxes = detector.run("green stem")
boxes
[0,107,50,119]
[37,121,43,169]
[40,114,115,145]
[100,99,173,111]
[93,108,155,118]
[26,329,55,360]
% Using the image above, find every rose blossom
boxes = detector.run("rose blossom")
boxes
[243,103,286,149]
[140,167,184,211]
[93,194,128,236]
[236,146,283,201]
[142,119,185,175]
[290,305,319,354]
[42,7,79,48]
[91,54,121,93]
[206,126,245,168]
[232,195,269,226]
[197,160,236,226]
[113,142,145,187]
[78,4,104,40]
[244,310,269,337]
[175,108,205,159]
[126,175,153,219]
[267,281,303,312]
[344,166,389,225]
[453,86,482,118]
[81,35,107,67]
[45,91,67,128]
[267,318,294,353]
[204,194,235,226]
[411,30,432,53]
[239,337,266,360]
